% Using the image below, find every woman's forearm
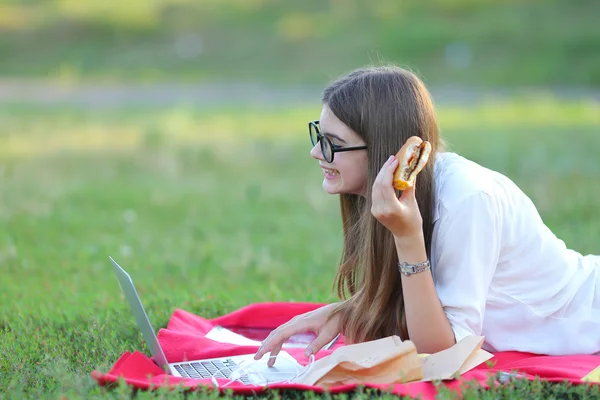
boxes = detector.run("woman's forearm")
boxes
[394,235,456,354]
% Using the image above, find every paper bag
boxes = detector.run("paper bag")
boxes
[294,335,492,388]
[294,336,423,387]
[420,335,493,381]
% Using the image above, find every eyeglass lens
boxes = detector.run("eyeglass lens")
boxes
[310,123,333,162]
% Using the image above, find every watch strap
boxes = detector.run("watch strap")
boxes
[398,259,431,276]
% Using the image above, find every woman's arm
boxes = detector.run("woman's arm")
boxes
[372,156,455,352]
[394,234,456,354]
[396,191,502,353]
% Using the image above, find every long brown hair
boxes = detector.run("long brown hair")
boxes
[324,65,443,343]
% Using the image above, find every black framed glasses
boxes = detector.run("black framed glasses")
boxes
[308,120,367,163]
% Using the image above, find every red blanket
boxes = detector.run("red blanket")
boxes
[92,302,600,398]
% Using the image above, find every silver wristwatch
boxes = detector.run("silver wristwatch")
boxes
[398,259,431,276]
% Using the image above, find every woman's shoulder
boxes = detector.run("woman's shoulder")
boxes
[434,152,499,201]
[432,152,524,218]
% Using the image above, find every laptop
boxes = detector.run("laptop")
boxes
[109,256,304,385]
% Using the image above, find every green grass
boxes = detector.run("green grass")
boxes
[0,0,599,85]
[1,98,599,398]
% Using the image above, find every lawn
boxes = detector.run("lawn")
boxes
[0,0,599,85]
[1,97,599,398]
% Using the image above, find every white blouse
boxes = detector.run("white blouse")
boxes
[430,152,600,356]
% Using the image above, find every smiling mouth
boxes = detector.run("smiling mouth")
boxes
[321,167,340,177]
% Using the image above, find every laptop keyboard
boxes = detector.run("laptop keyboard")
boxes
[173,358,250,384]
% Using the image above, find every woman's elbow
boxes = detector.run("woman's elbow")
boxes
[413,334,456,354]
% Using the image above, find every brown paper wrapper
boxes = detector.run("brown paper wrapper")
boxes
[294,335,493,388]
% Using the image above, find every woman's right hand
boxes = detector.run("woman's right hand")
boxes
[253,303,342,366]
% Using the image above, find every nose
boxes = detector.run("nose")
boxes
[310,143,324,161]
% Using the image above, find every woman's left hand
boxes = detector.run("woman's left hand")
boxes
[371,155,424,242]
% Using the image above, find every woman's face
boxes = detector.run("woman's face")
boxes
[310,105,368,196]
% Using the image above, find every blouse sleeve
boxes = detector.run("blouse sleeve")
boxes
[431,191,502,342]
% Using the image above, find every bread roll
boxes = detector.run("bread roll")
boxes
[392,136,432,191]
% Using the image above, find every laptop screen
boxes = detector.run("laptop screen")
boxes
[109,256,170,370]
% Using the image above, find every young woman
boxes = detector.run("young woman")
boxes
[254,66,600,365]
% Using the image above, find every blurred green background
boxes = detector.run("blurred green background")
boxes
[0,0,599,84]
[1,0,599,398]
